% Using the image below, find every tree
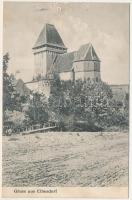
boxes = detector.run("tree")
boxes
[4,110,29,134]
[3,53,15,111]
[3,53,26,112]
[48,78,128,131]
[3,53,9,73]
[25,92,49,125]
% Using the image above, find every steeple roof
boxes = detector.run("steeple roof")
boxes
[33,24,67,49]
[74,43,100,62]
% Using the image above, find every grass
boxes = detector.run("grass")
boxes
[2,131,128,187]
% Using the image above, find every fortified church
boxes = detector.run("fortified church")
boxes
[25,23,128,99]
[26,24,101,96]
[32,23,101,82]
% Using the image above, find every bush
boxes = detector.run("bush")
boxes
[49,79,129,131]
[3,110,29,135]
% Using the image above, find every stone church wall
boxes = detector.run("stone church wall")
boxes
[25,80,51,97]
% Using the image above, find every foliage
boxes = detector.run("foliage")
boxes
[3,52,129,133]
[49,78,129,131]
[3,53,30,112]
[3,53,9,73]
[3,53,22,112]
[25,92,48,125]
[3,53,13,110]
[48,77,64,122]
[4,110,29,134]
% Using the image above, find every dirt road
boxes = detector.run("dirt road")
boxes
[2,132,128,186]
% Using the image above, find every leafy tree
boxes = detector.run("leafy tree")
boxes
[4,110,29,134]
[3,53,27,112]
[3,53,16,111]
[3,53,9,73]
[48,78,128,131]
[25,92,48,125]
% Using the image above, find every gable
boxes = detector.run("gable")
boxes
[74,43,100,62]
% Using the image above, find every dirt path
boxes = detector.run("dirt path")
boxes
[2,132,128,186]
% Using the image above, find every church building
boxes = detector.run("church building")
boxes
[19,23,129,100]
[32,23,101,82]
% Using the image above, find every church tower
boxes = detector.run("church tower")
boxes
[32,24,67,78]
[73,43,101,81]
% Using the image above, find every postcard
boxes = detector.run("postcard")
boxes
[2,1,129,198]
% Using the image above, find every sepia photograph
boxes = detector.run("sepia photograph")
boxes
[2,1,129,198]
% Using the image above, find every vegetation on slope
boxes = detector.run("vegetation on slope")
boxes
[3,53,129,134]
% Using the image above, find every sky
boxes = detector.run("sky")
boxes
[3,2,129,84]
